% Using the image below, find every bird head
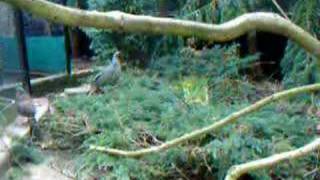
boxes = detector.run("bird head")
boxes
[112,51,124,65]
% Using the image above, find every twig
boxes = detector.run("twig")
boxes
[201,150,214,176]
[225,138,320,180]
[271,0,290,21]
[172,163,191,180]
[0,100,15,123]
[49,162,76,179]
[304,167,319,178]
[90,83,320,157]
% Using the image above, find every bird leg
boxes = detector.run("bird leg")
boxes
[28,117,40,142]
[88,85,102,95]
[26,117,34,142]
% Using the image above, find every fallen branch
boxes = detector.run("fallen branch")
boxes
[2,0,320,58]
[225,138,320,180]
[0,68,95,92]
[90,83,320,157]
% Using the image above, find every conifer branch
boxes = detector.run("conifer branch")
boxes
[225,138,320,180]
[90,83,320,157]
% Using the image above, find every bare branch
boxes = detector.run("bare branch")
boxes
[1,0,320,58]
[90,83,320,157]
[225,138,320,180]
[271,0,290,21]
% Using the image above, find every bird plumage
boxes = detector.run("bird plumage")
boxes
[93,51,122,89]
[16,88,36,118]
[15,87,38,138]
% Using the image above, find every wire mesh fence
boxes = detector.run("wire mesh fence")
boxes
[0,2,21,126]
[0,2,25,89]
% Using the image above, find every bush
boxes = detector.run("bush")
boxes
[149,44,259,102]
[39,68,318,179]
[281,0,320,87]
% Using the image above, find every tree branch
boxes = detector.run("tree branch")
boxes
[89,83,320,157]
[1,0,320,58]
[271,0,290,21]
[225,138,320,180]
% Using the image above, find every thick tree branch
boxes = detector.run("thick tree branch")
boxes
[90,83,320,157]
[225,138,320,180]
[1,0,320,58]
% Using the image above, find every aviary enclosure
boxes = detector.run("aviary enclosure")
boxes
[0,0,319,179]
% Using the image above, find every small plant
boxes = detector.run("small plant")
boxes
[5,141,43,180]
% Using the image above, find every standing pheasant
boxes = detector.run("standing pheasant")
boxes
[92,51,122,92]
[15,87,37,138]
[16,87,35,119]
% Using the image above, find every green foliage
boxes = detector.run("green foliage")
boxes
[149,44,259,102]
[84,0,276,66]
[10,142,43,165]
[37,1,320,179]
[84,0,320,88]
[281,0,320,87]
[168,0,277,23]
[4,142,43,180]
[84,0,183,66]
[39,68,319,179]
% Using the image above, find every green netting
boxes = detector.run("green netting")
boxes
[0,37,21,71]
[26,36,67,73]
[0,36,68,74]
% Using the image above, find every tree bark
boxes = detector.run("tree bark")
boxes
[225,138,320,180]
[1,0,320,58]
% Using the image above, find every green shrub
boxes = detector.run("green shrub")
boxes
[39,69,318,179]
[149,44,259,102]
[281,0,320,87]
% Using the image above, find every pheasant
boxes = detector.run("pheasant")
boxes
[15,87,38,138]
[92,51,122,92]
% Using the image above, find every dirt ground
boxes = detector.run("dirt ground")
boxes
[22,149,76,180]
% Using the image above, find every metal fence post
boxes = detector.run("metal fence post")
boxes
[15,9,32,94]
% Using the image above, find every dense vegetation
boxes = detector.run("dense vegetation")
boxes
[29,45,318,179]
[84,0,320,84]
[5,0,320,179]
